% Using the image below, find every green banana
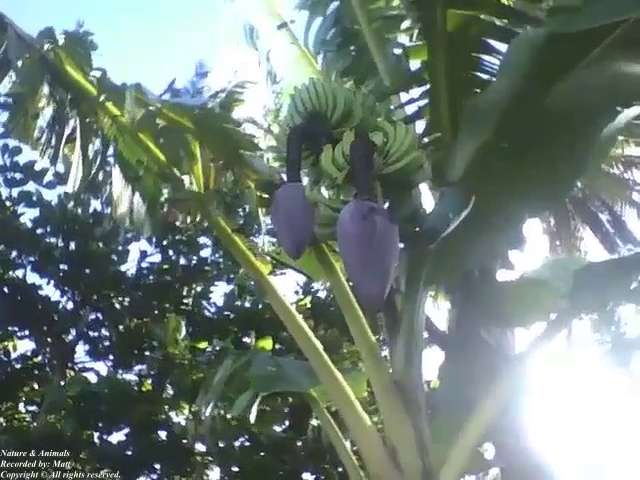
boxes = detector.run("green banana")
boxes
[331,87,347,125]
[308,78,324,112]
[322,81,336,125]
[379,120,397,160]
[385,123,416,168]
[380,149,424,175]
[319,144,344,181]
[284,79,427,193]
[300,84,316,112]
[285,78,373,131]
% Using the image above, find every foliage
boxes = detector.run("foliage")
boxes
[1,1,640,479]
[0,142,359,478]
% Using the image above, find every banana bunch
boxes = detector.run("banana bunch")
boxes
[319,129,355,183]
[375,120,427,179]
[318,121,427,185]
[286,78,363,130]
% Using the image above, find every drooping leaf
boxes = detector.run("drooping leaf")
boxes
[445,27,547,182]
[571,252,640,311]
[545,0,640,32]
[5,57,46,145]
[243,23,260,52]
[65,118,83,193]
[124,84,147,125]
[248,352,322,395]
[246,351,367,400]
[215,81,252,114]
[187,134,205,192]
[5,24,30,66]
[193,109,260,171]
[195,351,252,415]
[198,348,367,424]
[526,256,587,296]
[587,105,640,173]
[468,275,561,329]
[268,246,329,282]
[446,13,637,184]
[230,389,258,417]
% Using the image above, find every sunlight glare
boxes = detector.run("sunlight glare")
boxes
[524,343,640,480]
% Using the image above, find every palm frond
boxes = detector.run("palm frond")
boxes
[0,14,271,230]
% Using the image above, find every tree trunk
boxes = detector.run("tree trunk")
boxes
[432,269,555,479]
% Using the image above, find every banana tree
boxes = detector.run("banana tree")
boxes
[2,1,640,478]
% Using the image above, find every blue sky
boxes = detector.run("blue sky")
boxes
[3,0,247,91]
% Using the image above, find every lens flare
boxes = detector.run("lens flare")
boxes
[524,341,640,480]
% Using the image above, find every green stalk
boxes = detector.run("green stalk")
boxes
[349,0,393,87]
[314,244,425,479]
[391,248,433,468]
[307,394,365,480]
[419,0,454,141]
[208,215,400,480]
[52,49,171,169]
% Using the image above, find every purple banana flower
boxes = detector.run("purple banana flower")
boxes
[271,118,332,260]
[337,132,399,312]
[271,182,315,259]
[338,199,399,313]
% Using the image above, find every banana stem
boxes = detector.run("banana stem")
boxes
[307,394,366,480]
[314,243,426,479]
[349,132,377,200]
[286,125,304,182]
[207,215,401,479]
